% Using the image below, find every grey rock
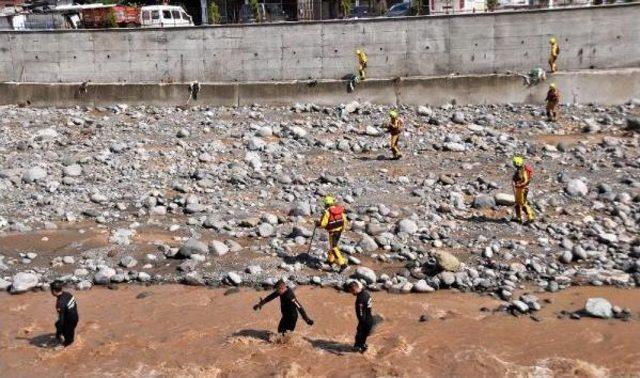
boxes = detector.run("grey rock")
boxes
[494,193,516,206]
[473,194,496,209]
[258,223,275,237]
[396,218,418,235]
[178,238,208,258]
[246,265,263,275]
[119,256,138,269]
[137,272,152,282]
[585,297,613,319]
[290,202,311,217]
[22,167,47,183]
[358,234,378,252]
[413,279,435,293]
[559,251,573,264]
[209,240,229,256]
[76,280,93,290]
[10,272,39,294]
[566,179,588,197]
[417,106,433,117]
[511,300,529,313]
[227,271,243,285]
[63,164,82,177]
[355,267,377,284]
[451,111,466,124]
[435,251,460,272]
[94,267,116,285]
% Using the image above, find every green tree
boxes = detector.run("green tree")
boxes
[208,1,221,23]
[341,0,352,17]
[250,0,261,22]
[107,9,118,28]
[486,0,498,11]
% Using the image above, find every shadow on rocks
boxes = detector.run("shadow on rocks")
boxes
[16,333,59,349]
[231,329,271,342]
[304,337,354,355]
[282,252,323,269]
[454,214,512,225]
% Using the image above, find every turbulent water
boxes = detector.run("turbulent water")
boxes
[1,286,639,377]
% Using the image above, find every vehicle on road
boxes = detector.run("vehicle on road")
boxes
[386,2,412,17]
[140,5,193,28]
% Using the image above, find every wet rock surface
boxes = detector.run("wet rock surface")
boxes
[0,101,638,307]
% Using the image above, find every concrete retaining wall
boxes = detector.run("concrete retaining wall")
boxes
[1,4,639,83]
[2,69,638,107]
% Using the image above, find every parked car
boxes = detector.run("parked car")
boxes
[386,1,412,17]
[140,5,193,27]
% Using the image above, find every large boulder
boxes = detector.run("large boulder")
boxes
[94,267,116,285]
[178,238,208,259]
[354,267,377,284]
[413,279,435,293]
[585,297,613,319]
[435,251,461,272]
[289,201,311,217]
[566,179,588,197]
[22,167,47,183]
[10,272,39,294]
[209,240,229,256]
[494,193,516,206]
[473,194,496,209]
[396,219,418,235]
[358,234,378,252]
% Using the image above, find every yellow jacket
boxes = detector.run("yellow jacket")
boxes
[357,51,368,65]
[550,44,559,58]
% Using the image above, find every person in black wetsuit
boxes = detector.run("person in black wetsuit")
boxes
[349,281,374,353]
[50,281,79,347]
[253,280,314,334]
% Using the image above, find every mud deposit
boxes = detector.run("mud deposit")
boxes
[1,285,639,377]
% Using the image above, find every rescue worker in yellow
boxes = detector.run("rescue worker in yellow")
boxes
[316,196,349,273]
[548,37,560,73]
[545,83,560,122]
[512,156,535,224]
[388,110,404,160]
[356,49,368,80]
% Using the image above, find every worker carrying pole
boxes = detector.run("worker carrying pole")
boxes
[545,83,560,122]
[316,196,349,273]
[548,37,560,73]
[387,110,404,160]
[355,49,368,81]
[511,156,535,224]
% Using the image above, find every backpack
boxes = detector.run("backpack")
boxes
[327,206,345,230]
[524,164,534,180]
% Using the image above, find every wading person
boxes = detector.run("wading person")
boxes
[349,281,374,353]
[253,280,314,334]
[51,281,79,347]
[316,195,348,273]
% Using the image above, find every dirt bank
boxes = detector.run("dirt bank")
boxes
[1,286,639,377]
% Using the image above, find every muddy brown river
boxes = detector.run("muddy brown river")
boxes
[1,285,639,377]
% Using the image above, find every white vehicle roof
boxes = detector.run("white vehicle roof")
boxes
[141,5,187,10]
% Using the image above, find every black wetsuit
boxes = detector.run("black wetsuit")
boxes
[55,291,79,346]
[354,289,374,349]
[261,288,312,334]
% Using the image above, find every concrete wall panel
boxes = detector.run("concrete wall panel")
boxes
[1,4,639,83]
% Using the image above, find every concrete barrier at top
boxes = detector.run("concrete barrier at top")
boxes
[1,4,639,84]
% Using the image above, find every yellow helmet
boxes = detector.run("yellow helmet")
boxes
[549,37,556,44]
[549,83,556,89]
[323,196,335,207]
[512,156,524,168]
[389,110,399,119]
[355,49,362,55]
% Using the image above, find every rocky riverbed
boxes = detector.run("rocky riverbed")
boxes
[0,101,639,312]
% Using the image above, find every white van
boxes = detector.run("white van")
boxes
[140,5,194,27]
